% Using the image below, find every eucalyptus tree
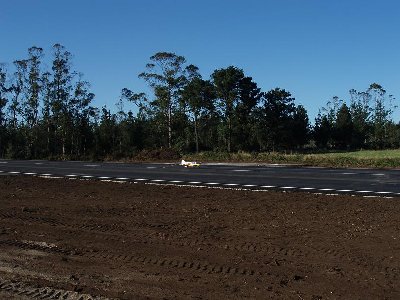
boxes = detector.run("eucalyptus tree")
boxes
[0,64,9,156]
[69,75,95,156]
[50,43,75,157]
[137,52,188,148]
[349,89,371,148]
[368,83,395,148]
[22,46,44,157]
[181,65,216,152]
[211,66,244,152]
[9,59,28,129]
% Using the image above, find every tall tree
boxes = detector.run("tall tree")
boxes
[290,105,310,149]
[349,89,371,149]
[334,103,353,149]
[211,66,244,152]
[368,83,395,149]
[137,52,187,148]
[181,66,216,153]
[313,113,332,149]
[23,46,44,157]
[50,43,74,157]
[258,88,296,151]
[0,64,9,156]
[233,76,262,151]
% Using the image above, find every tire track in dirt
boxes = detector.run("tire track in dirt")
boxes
[0,239,266,279]
[0,277,111,300]
[2,211,397,288]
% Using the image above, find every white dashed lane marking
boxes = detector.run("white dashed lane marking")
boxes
[2,170,399,197]
[84,164,100,167]
[342,172,357,175]
[0,162,8,164]
[233,169,251,172]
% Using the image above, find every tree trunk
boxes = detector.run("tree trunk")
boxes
[194,114,199,153]
[168,106,172,148]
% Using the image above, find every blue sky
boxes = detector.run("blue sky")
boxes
[1,0,399,121]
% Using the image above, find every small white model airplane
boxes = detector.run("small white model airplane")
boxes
[180,159,201,168]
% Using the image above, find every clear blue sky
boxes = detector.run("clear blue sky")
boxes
[1,0,400,121]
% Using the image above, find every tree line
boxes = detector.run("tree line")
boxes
[0,46,398,160]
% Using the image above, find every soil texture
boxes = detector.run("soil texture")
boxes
[0,175,399,299]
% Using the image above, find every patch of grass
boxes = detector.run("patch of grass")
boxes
[185,150,400,168]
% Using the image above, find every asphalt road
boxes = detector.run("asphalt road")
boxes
[1,159,400,197]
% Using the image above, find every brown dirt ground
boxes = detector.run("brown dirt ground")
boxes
[0,175,399,299]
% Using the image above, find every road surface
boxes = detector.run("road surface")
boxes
[0,159,399,197]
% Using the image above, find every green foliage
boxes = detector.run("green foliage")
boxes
[1,47,400,163]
